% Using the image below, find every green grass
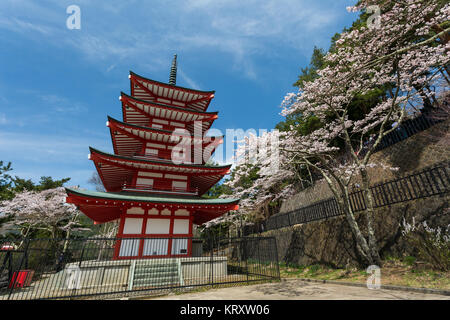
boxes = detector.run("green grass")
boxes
[278,258,450,290]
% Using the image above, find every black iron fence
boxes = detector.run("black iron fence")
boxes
[0,236,279,300]
[373,113,445,153]
[308,112,446,188]
[244,161,449,235]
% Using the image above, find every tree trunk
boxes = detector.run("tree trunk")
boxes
[339,194,375,266]
[359,168,382,266]
[63,229,71,253]
[323,170,375,266]
[307,158,380,267]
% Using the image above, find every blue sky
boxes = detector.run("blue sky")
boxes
[0,0,358,189]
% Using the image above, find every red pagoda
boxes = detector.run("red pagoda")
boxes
[65,55,239,259]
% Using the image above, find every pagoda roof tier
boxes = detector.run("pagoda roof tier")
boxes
[107,116,223,163]
[89,147,231,195]
[65,188,239,225]
[120,92,217,135]
[129,71,215,112]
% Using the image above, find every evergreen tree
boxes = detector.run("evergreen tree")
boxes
[0,161,14,201]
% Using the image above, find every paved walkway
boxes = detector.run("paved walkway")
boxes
[151,279,450,300]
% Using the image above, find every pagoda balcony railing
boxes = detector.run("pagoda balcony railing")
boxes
[122,183,199,196]
[133,151,199,165]
[134,150,174,162]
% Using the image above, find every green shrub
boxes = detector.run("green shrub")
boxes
[403,256,417,266]
[308,264,322,274]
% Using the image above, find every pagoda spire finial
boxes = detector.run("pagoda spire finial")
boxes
[169,54,177,86]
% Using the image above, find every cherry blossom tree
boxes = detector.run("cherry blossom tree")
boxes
[200,130,294,231]
[0,187,89,246]
[279,0,449,266]
[224,130,295,218]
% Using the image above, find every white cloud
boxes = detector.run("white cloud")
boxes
[0,131,110,164]
[0,114,7,125]
[177,68,201,90]
[106,64,117,73]
[38,94,87,114]
[0,0,350,81]
[0,130,109,187]
[0,17,53,35]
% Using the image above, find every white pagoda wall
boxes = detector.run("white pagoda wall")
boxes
[115,206,192,259]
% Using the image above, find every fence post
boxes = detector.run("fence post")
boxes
[272,237,280,280]
[244,238,249,284]
[79,242,86,267]
[257,239,262,278]
[209,233,214,288]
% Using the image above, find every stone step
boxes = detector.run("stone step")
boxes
[132,278,180,287]
[136,263,178,270]
[134,267,178,275]
[131,260,182,289]
[134,270,179,279]
[135,264,178,271]
[135,260,178,267]
[131,259,183,290]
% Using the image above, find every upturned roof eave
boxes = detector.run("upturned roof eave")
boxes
[107,116,224,140]
[121,91,219,116]
[129,71,215,95]
[65,187,239,205]
[89,146,232,170]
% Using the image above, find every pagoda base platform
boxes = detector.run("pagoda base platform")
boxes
[54,256,228,291]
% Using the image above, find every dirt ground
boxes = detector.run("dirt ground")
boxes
[148,278,450,300]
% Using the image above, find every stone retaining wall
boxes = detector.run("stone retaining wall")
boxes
[263,195,449,268]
